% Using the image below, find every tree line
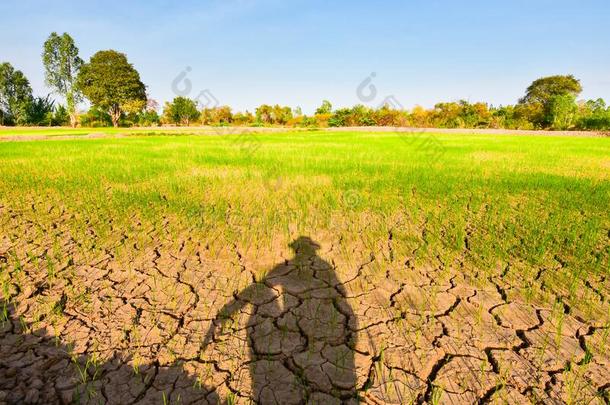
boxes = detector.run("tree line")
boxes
[1,32,609,131]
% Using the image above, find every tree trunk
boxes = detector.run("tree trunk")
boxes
[109,105,121,127]
[66,92,78,128]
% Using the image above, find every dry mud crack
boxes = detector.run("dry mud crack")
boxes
[0,204,608,404]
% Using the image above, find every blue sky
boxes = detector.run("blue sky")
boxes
[1,0,609,113]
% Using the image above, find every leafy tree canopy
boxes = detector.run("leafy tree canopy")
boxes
[0,62,33,125]
[77,50,146,127]
[163,97,199,126]
[315,100,333,115]
[520,75,582,106]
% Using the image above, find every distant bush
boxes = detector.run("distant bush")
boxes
[52,105,70,126]
[79,107,112,127]
[254,104,293,126]
[162,97,199,126]
[25,95,55,126]
[576,99,610,130]
[232,110,255,126]
[136,109,160,127]
[201,106,233,126]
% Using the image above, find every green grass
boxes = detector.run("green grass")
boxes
[0,126,124,137]
[0,126,220,137]
[1,130,608,317]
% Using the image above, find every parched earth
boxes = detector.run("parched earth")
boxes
[0,202,608,404]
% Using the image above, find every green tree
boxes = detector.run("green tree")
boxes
[202,105,233,125]
[456,101,491,128]
[374,104,407,126]
[254,104,293,125]
[271,105,293,125]
[586,98,606,113]
[232,110,255,125]
[315,100,333,115]
[77,50,147,127]
[328,108,350,127]
[52,104,70,126]
[0,62,33,126]
[79,107,112,127]
[255,104,273,125]
[520,75,582,105]
[135,100,160,126]
[42,32,83,127]
[136,109,160,126]
[349,104,375,126]
[27,95,55,126]
[432,102,462,128]
[163,97,199,126]
[575,99,610,130]
[519,75,582,128]
[547,94,578,130]
[490,105,534,129]
[513,102,544,129]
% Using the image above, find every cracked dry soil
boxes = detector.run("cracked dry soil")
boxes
[0,204,609,404]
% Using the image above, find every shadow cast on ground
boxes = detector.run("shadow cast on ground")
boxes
[0,236,360,404]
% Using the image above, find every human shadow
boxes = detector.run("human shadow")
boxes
[0,300,222,404]
[0,237,358,404]
[203,236,359,404]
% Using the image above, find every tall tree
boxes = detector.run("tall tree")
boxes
[42,32,83,127]
[0,62,33,125]
[77,50,147,127]
[518,75,582,128]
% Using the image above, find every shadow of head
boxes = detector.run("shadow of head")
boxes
[288,236,321,256]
